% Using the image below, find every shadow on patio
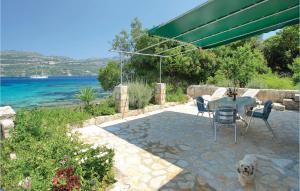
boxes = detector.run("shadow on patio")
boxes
[75,104,299,190]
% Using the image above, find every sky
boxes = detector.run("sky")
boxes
[1,0,277,59]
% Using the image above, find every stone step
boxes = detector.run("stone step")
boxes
[272,103,285,111]
[294,94,299,102]
[283,99,299,111]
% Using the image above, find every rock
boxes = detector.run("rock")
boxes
[109,182,130,191]
[149,175,166,189]
[152,170,167,176]
[271,158,293,169]
[283,99,299,111]
[272,103,285,111]
[294,94,299,102]
[176,160,189,168]
[0,106,16,120]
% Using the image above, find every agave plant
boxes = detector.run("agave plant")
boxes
[77,87,96,108]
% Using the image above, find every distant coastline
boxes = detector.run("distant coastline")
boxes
[0,50,117,76]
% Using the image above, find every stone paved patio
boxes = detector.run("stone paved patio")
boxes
[73,102,299,191]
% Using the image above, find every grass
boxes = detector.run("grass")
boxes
[246,73,297,90]
[166,84,189,103]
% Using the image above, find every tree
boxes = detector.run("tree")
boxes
[262,24,299,74]
[211,38,269,87]
[98,60,120,91]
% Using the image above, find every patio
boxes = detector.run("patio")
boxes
[74,102,299,191]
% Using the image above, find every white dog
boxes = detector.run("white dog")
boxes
[237,154,257,186]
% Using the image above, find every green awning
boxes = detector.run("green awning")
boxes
[148,0,299,49]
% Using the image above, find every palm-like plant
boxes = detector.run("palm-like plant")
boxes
[77,87,96,108]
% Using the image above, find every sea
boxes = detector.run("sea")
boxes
[0,76,110,110]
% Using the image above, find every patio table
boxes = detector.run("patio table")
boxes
[208,96,256,126]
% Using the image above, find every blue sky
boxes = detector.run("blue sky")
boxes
[1,0,277,59]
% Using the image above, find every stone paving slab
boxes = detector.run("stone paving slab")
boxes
[73,102,299,191]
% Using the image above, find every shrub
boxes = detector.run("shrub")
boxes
[77,87,96,108]
[0,107,115,190]
[289,56,300,85]
[98,60,120,91]
[207,71,234,87]
[88,96,116,116]
[245,78,268,89]
[246,73,297,90]
[166,84,189,103]
[127,81,153,109]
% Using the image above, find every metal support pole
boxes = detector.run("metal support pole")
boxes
[120,53,123,85]
[159,57,162,83]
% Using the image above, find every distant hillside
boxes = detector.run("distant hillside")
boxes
[0,50,116,76]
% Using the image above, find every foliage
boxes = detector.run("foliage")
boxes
[52,166,80,191]
[98,60,121,91]
[0,107,115,190]
[206,70,234,87]
[127,81,153,109]
[77,87,96,108]
[212,39,269,87]
[262,24,300,73]
[103,18,298,91]
[246,73,297,90]
[288,56,300,85]
[86,96,116,116]
[166,84,189,103]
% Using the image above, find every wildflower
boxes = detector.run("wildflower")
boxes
[60,160,66,166]
[52,177,58,186]
[91,144,98,149]
[18,177,31,189]
[80,148,88,153]
[9,152,17,160]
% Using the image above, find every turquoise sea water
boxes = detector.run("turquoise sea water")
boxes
[0,76,109,109]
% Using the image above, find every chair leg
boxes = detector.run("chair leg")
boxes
[245,116,253,134]
[264,120,276,139]
[234,124,237,143]
[214,123,217,141]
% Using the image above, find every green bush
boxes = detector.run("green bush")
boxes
[245,78,268,89]
[246,73,297,90]
[98,60,120,91]
[166,84,189,103]
[126,81,153,109]
[207,71,234,87]
[77,87,96,108]
[88,97,116,116]
[289,56,300,85]
[0,107,115,190]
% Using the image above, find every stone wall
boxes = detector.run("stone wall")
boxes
[0,106,16,139]
[187,85,299,110]
[70,102,180,128]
